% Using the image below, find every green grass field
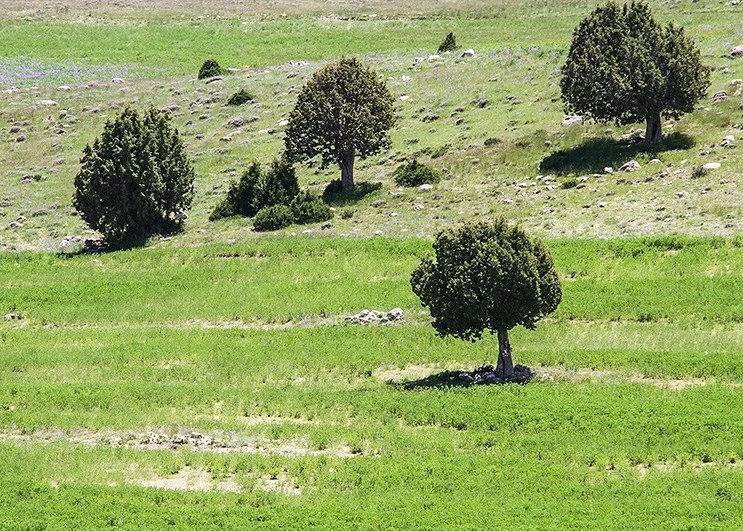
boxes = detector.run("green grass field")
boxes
[1,0,742,529]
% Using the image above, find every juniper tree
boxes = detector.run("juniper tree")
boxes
[411,219,562,380]
[73,107,194,246]
[437,32,457,54]
[284,57,396,191]
[561,1,710,143]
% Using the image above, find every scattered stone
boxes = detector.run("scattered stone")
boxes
[712,90,728,103]
[461,49,476,58]
[227,117,246,128]
[15,135,26,143]
[598,201,607,208]
[451,364,535,385]
[604,166,614,174]
[702,162,721,170]
[649,158,661,164]
[205,76,223,84]
[346,308,404,325]
[111,78,125,84]
[675,191,689,198]
[287,71,298,79]
[419,184,434,192]
[730,79,743,87]
[227,68,242,74]
[420,112,439,122]
[36,99,58,106]
[619,160,641,172]
[321,221,333,230]
[721,135,736,148]
[220,130,241,142]
[57,85,71,91]
[398,95,410,102]
[428,54,442,62]
[731,45,743,57]
[373,230,384,236]
[9,125,21,133]
[561,115,583,126]
[277,119,289,127]
[173,211,188,220]
[4,313,20,321]
[387,308,404,321]
[401,76,411,82]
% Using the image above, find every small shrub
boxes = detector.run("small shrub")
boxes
[198,59,223,80]
[394,160,442,187]
[484,137,502,147]
[227,89,254,106]
[691,165,708,179]
[340,208,354,219]
[290,191,333,224]
[209,158,299,221]
[431,144,450,159]
[560,178,578,189]
[437,32,457,54]
[253,204,294,232]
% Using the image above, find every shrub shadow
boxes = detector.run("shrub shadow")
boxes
[392,365,535,390]
[539,132,694,175]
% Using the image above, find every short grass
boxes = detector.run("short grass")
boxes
[1,236,742,529]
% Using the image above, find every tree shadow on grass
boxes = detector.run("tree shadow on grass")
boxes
[539,132,694,175]
[322,180,383,206]
[392,365,535,391]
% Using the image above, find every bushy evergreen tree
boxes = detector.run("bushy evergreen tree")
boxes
[437,32,457,54]
[198,59,224,80]
[284,57,396,191]
[73,106,194,246]
[561,1,709,143]
[411,219,562,380]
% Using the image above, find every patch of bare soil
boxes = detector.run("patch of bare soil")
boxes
[255,471,302,496]
[133,466,242,492]
[537,366,710,390]
[0,428,358,457]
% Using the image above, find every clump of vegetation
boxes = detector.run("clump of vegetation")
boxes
[484,137,502,147]
[285,57,396,192]
[560,178,578,189]
[561,1,710,143]
[411,218,562,380]
[393,160,442,187]
[437,32,457,54]
[197,59,224,80]
[73,106,194,246]
[210,158,299,220]
[227,89,254,106]
[339,208,355,219]
[253,204,294,232]
[290,191,333,224]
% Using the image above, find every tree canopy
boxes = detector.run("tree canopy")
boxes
[284,57,396,191]
[560,1,710,143]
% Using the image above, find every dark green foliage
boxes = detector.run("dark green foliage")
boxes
[197,59,223,80]
[209,159,299,220]
[437,32,457,54]
[561,1,710,143]
[290,191,333,224]
[73,106,194,245]
[412,218,562,341]
[285,57,396,191]
[227,89,254,106]
[393,160,442,187]
[253,204,294,232]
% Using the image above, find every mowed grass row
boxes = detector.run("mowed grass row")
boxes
[2,236,742,324]
[0,6,739,77]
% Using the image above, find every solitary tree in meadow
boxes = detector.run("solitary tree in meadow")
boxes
[411,219,562,380]
[284,57,396,192]
[561,1,710,143]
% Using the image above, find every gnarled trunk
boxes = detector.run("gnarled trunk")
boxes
[495,328,514,380]
[644,113,662,144]
[339,151,355,191]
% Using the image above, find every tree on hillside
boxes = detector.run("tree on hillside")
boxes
[411,219,562,380]
[437,32,457,54]
[73,107,195,246]
[561,1,710,143]
[284,57,396,192]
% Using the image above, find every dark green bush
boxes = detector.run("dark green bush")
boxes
[198,59,223,80]
[393,160,442,187]
[290,191,333,224]
[227,89,254,106]
[73,106,194,246]
[210,158,299,221]
[437,32,457,54]
[253,204,294,232]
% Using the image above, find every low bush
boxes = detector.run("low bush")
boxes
[198,59,223,80]
[227,89,254,106]
[393,160,442,187]
[437,32,457,54]
[253,204,294,232]
[290,191,333,224]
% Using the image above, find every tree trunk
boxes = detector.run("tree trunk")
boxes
[644,113,662,144]
[495,328,514,380]
[339,151,355,191]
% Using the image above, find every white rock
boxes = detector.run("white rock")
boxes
[56,85,71,91]
[675,191,688,198]
[604,167,614,174]
[398,95,410,101]
[731,44,743,57]
[220,129,242,141]
[721,135,736,147]
[712,90,728,102]
[461,49,476,58]
[561,115,582,126]
[387,308,404,321]
[401,76,411,82]
[111,78,125,84]
[428,54,442,61]
[277,119,289,127]
[373,230,384,236]
[619,160,641,172]
[702,162,721,170]
[418,184,434,192]
[729,79,743,87]
[36,99,59,106]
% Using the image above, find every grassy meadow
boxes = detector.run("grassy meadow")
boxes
[1,0,742,529]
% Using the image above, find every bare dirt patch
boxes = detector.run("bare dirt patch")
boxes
[0,428,358,457]
[255,471,302,496]
[133,466,242,492]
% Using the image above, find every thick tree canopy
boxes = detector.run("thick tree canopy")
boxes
[284,57,396,191]
[561,1,710,143]
[73,106,194,245]
[411,219,561,378]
